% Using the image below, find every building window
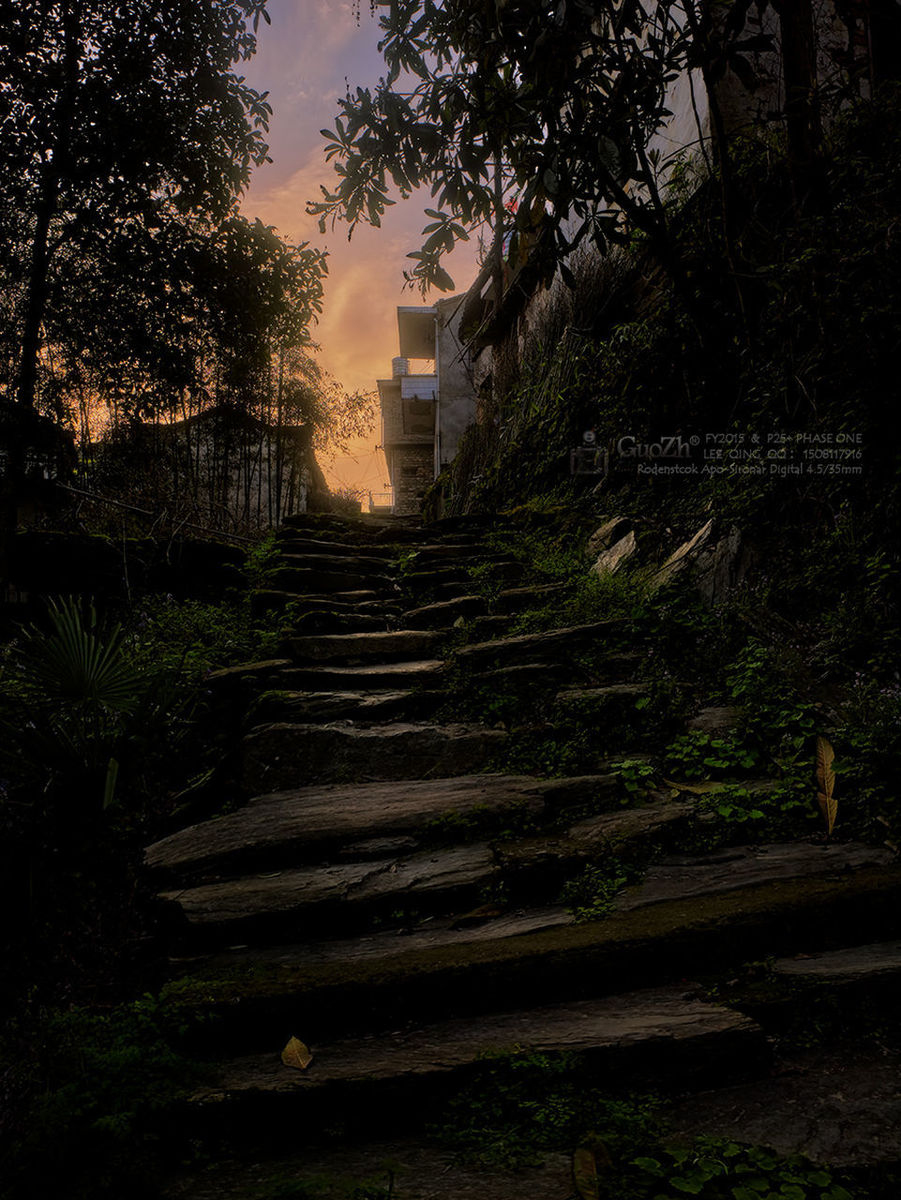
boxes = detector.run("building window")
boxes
[403,397,434,435]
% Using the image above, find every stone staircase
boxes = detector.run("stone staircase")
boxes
[147,513,901,1196]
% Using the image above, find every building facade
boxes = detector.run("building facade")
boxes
[378,297,476,515]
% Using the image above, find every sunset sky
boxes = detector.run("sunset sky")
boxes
[240,0,479,498]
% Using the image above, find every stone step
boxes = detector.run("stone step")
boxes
[161,841,500,948]
[275,658,447,691]
[241,721,507,791]
[772,939,901,985]
[283,629,448,664]
[286,611,391,636]
[279,551,396,574]
[166,1135,574,1199]
[666,1040,901,1172]
[401,595,488,628]
[497,799,695,899]
[733,938,901,1038]
[161,848,901,1046]
[146,774,620,884]
[269,565,399,596]
[249,687,446,726]
[402,543,505,561]
[402,562,524,593]
[402,578,485,602]
[274,535,397,559]
[453,620,631,673]
[281,514,415,540]
[555,682,650,710]
[493,583,570,612]
[184,987,766,1148]
[616,841,894,912]
[372,526,485,546]
[401,566,476,588]
[251,589,392,614]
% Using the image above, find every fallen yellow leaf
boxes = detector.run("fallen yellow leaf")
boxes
[281,1035,313,1071]
[815,736,837,836]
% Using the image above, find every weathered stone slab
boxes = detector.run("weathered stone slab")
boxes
[288,612,390,636]
[194,986,765,1104]
[692,526,750,605]
[277,659,447,691]
[162,843,498,944]
[772,940,901,982]
[180,906,573,979]
[493,583,569,612]
[407,543,506,560]
[164,863,901,1051]
[497,801,694,883]
[147,774,588,881]
[285,629,447,664]
[250,688,445,726]
[252,591,401,619]
[586,516,633,558]
[280,552,394,574]
[555,683,649,708]
[275,536,395,559]
[686,705,741,733]
[471,662,576,692]
[616,841,895,912]
[454,620,627,672]
[668,1043,901,1167]
[591,531,637,577]
[401,595,488,628]
[281,513,401,539]
[651,519,714,590]
[403,566,472,586]
[164,1137,572,1200]
[270,566,398,595]
[206,659,292,688]
[242,722,507,791]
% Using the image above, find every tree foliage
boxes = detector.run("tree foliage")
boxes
[0,0,327,419]
[312,0,774,292]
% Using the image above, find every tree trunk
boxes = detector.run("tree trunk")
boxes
[776,0,826,211]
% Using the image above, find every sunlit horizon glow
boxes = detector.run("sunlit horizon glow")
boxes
[239,0,479,500]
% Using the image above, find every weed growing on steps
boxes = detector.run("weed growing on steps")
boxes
[606,1139,858,1200]
[422,799,541,845]
[1,996,205,1200]
[232,1170,396,1199]
[560,858,639,922]
[431,1050,662,1169]
[431,1052,862,1197]
[664,730,762,781]
[710,959,901,1056]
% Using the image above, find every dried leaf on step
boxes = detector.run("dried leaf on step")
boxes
[281,1036,313,1071]
[815,736,837,836]
[662,779,728,795]
[572,1146,599,1200]
[451,904,503,930]
[572,1136,611,1200]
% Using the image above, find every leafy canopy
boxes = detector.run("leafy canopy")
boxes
[0,0,326,418]
[312,0,698,292]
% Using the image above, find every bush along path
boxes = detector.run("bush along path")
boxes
[146,512,901,1200]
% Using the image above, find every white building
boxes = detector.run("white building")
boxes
[377,297,475,514]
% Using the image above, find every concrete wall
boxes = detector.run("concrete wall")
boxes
[389,443,434,515]
[435,296,477,473]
